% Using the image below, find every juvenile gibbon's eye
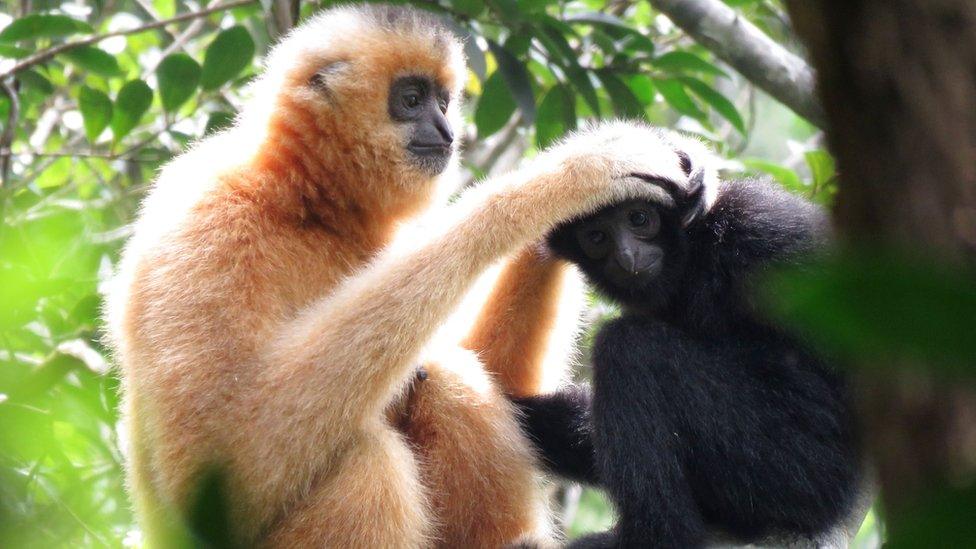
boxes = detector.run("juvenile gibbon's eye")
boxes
[587,230,607,244]
[629,210,648,227]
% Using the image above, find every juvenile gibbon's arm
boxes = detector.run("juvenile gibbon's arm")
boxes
[462,245,575,397]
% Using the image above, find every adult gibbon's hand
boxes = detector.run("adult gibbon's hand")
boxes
[461,121,712,251]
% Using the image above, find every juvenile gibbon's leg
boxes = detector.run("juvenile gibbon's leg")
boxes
[463,245,578,397]
[562,318,708,549]
[570,316,857,547]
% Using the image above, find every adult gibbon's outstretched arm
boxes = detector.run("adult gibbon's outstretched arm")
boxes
[240,124,696,502]
[463,245,577,397]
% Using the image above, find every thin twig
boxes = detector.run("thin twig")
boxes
[15,116,177,164]
[0,77,19,187]
[0,0,258,78]
[0,77,21,235]
[11,150,162,161]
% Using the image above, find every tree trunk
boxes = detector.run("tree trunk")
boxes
[786,0,976,517]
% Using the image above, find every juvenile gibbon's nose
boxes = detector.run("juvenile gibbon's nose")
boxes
[613,244,662,275]
[614,248,640,274]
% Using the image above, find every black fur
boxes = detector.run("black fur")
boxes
[515,177,861,548]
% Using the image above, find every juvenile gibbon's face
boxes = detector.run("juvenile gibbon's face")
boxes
[548,199,691,309]
[387,75,454,175]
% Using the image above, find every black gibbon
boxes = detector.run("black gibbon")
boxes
[104,1,695,543]
[515,150,862,548]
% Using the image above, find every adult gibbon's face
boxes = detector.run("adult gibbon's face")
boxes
[388,75,454,175]
[548,199,690,308]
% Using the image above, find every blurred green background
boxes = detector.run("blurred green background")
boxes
[0,0,887,546]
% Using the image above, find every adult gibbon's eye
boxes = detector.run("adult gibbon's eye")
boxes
[629,211,648,227]
[403,92,421,108]
[587,230,607,244]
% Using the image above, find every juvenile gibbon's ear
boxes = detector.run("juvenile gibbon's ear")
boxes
[681,168,706,228]
[308,60,351,98]
[677,150,693,176]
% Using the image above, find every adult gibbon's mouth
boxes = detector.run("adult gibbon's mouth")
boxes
[408,143,452,157]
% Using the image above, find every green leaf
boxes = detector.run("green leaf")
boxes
[0,44,28,58]
[0,14,93,42]
[451,0,485,17]
[536,84,576,148]
[805,150,836,187]
[18,69,53,94]
[154,0,177,18]
[489,0,521,20]
[200,26,255,91]
[78,86,112,142]
[35,156,72,189]
[487,39,536,124]
[534,17,600,116]
[565,64,601,117]
[761,251,976,376]
[518,0,551,13]
[565,12,655,53]
[204,111,236,135]
[742,158,804,193]
[534,21,575,65]
[886,484,976,548]
[597,70,644,119]
[157,53,201,112]
[653,78,707,122]
[652,51,728,78]
[475,70,517,138]
[624,74,654,105]
[111,80,153,141]
[61,46,122,77]
[589,28,618,54]
[680,76,745,134]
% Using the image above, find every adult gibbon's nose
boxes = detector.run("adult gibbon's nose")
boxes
[432,109,454,145]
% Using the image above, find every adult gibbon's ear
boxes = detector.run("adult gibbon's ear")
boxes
[308,60,351,97]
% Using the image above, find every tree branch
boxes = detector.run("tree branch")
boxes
[269,0,300,39]
[0,0,258,79]
[648,0,825,128]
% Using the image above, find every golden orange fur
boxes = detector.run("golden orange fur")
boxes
[106,5,700,547]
